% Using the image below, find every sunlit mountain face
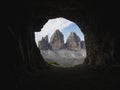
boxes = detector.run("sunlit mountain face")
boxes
[35,17,86,68]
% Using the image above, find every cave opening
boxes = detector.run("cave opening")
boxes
[34,17,87,68]
[7,1,120,89]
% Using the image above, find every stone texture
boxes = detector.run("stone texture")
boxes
[81,41,86,49]
[50,30,64,50]
[38,35,51,50]
[66,32,81,51]
[38,31,83,51]
[8,2,120,90]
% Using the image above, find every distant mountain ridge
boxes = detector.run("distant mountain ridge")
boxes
[38,29,85,51]
[38,30,86,67]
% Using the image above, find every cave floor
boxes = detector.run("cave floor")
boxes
[17,64,120,90]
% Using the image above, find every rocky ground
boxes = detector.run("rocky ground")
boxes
[40,49,86,67]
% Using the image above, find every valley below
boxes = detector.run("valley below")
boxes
[40,49,86,67]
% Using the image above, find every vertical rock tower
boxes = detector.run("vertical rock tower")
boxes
[50,30,64,50]
[38,35,51,50]
[66,32,81,51]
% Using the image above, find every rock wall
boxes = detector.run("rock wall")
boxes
[81,41,86,49]
[50,30,64,50]
[38,35,51,50]
[66,32,81,51]
[38,30,82,51]
[8,1,120,89]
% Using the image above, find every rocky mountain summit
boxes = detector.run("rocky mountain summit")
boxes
[38,30,86,67]
[38,35,51,50]
[66,32,81,51]
[38,29,85,51]
[50,30,64,50]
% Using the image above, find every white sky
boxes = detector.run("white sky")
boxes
[35,17,84,46]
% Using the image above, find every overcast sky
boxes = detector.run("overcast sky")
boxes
[35,17,85,45]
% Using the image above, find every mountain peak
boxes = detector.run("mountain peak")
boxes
[38,30,82,51]
[55,29,60,33]
[70,32,76,35]
[50,29,64,50]
[66,32,81,51]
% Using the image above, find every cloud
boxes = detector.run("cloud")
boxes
[35,17,73,45]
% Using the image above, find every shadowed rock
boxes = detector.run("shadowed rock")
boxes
[81,41,86,49]
[66,32,81,51]
[38,35,51,50]
[50,30,64,50]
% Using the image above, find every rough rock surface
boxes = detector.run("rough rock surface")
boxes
[38,35,51,50]
[81,41,86,49]
[66,32,81,51]
[50,30,64,50]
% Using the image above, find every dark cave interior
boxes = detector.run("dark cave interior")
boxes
[8,1,120,90]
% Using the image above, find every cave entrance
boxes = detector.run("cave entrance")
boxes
[35,17,87,68]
